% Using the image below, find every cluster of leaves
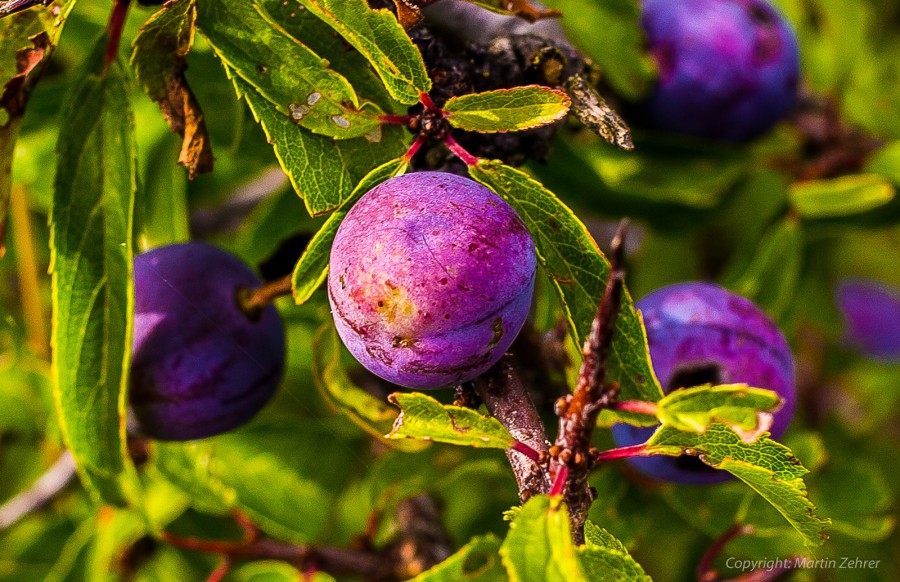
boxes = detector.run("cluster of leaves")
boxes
[0,0,897,581]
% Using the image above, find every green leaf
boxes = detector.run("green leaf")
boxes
[500,496,584,582]
[154,427,342,543]
[234,74,407,216]
[578,521,651,581]
[468,160,663,409]
[728,218,804,320]
[542,0,654,100]
[0,0,76,255]
[137,136,190,248]
[294,0,431,104]
[645,424,831,548]
[312,322,426,451]
[50,43,139,506]
[292,156,409,303]
[789,174,895,218]
[865,140,900,184]
[444,86,571,133]
[130,0,212,179]
[656,384,783,442]
[196,0,382,139]
[230,562,334,582]
[387,392,516,449]
[410,535,507,582]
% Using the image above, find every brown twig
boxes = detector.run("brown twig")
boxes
[473,355,551,502]
[549,219,629,542]
[0,451,77,530]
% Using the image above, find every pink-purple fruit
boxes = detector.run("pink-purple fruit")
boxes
[328,172,537,389]
[131,243,285,441]
[612,282,796,484]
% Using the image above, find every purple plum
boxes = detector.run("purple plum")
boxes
[328,172,536,389]
[836,279,900,361]
[611,282,796,484]
[130,243,285,441]
[640,0,800,141]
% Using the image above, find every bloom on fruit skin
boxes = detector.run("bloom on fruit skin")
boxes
[612,282,796,484]
[836,279,900,361]
[328,171,537,389]
[130,243,285,441]
[640,0,800,141]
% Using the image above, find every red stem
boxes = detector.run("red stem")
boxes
[696,523,755,582]
[379,114,413,126]
[444,135,479,167]
[511,441,542,464]
[403,134,426,161]
[549,465,568,497]
[206,559,232,582]
[419,91,438,112]
[103,0,132,75]
[593,444,649,462]
[613,400,659,416]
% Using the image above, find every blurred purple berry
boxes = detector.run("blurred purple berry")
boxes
[640,0,800,141]
[131,243,285,441]
[836,279,900,361]
[328,172,536,389]
[612,282,796,484]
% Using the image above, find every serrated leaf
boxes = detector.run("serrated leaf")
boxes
[130,0,213,179]
[500,496,584,582]
[292,156,408,304]
[234,74,407,216]
[0,0,76,256]
[579,521,651,582]
[542,0,654,99]
[729,218,803,320]
[656,384,782,442]
[312,322,426,452]
[196,0,381,139]
[789,174,895,218]
[50,42,139,506]
[444,86,571,133]
[294,0,430,104]
[387,392,516,449]
[410,535,507,582]
[564,75,633,150]
[468,160,663,409]
[645,424,831,548]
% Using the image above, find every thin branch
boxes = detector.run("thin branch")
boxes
[550,220,629,542]
[0,0,52,19]
[473,355,551,501]
[0,451,76,530]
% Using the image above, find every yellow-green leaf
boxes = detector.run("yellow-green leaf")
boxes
[387,392,516,449]
[790,174,895,218]
[445,86,571,133]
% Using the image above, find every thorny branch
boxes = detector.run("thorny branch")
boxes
[549,220,629,542]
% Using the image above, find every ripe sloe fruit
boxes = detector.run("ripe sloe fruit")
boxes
[640,0,800,141]
[328,172,536,389]
[611,282,796,484]
[130,243,285,441]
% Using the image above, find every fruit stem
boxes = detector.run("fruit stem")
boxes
[444,135,479,167]
[103,0,132,75]
[237,275,292,318]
